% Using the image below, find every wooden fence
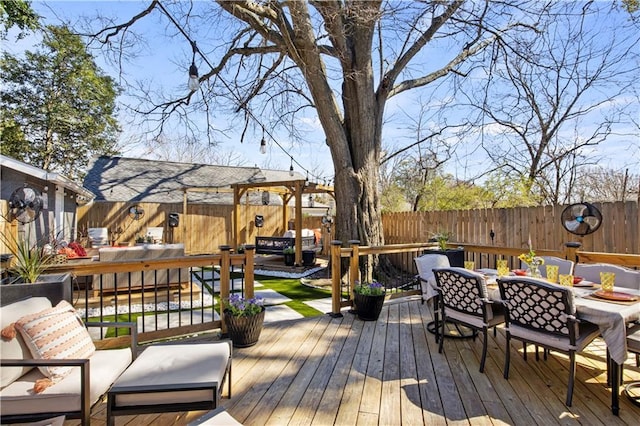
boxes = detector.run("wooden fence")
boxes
[383,201,639,254]
[76,201,327,255]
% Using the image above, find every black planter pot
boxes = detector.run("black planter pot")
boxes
[224,306,266,348]
[354,293,385,321]
[423,248,464,267]
[0,273,72,307]
[283,253,295,266]
[302,250,316,267]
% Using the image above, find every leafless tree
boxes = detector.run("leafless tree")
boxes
[461,1,639,204]
[82,0,553,249]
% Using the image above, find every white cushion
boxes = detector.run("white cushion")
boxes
[14,300,95,381]
[112,343,230,407]
[0,347,132,416]
[1,297,52,387]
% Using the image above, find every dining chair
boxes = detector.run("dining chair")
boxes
[433,267,505,372]
[519,256,574,277]
[415,254,450,344]
[414,254,450,305]
[624,324,640,407]
[497,276,601,406]
[574,263,640,290]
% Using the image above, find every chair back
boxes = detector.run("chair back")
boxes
[433,267,489,318]
[541,256,574,276]
[574,263,640,290]
[415,254,450,285]
[497,277,577,339]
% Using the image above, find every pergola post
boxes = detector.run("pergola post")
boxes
[295,180,303,265]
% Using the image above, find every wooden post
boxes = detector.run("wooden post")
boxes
[564,242,582,264]
[348,240,360,303]
[330,240,343,317]
[219,245,231,333]
[295,181,303,265]
[244,244,255,299]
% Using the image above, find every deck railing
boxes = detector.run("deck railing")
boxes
[48,246,256,344]
[329,240,640,316]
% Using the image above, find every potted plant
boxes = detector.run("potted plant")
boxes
[223,294,266,347]
[302,249,316,266]
[353,281,386,321]
[283,246,295,266]
[425,230,464,267]
[0,231,72,306]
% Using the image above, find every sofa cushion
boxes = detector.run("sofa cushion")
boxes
[15,300,95,382]
[1,297,52,388]
[0,347,132,416]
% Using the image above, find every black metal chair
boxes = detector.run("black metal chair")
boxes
[433,267,505,372]
[497,276,600,406]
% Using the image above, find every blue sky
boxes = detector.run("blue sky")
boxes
[6,1,639,185]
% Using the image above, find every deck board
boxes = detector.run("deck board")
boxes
[71,297,639,425]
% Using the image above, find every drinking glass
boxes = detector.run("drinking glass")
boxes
[546,265,559,283]
[497,266,510,277]
[600,272,615,292]
[558,274,573,287]
[464,261,475,270]
[496,259,508,269]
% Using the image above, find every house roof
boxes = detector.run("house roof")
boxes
[83,156,307,204]
[0,154,95,202]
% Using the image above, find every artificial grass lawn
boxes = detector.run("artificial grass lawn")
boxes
[255,274,332,317]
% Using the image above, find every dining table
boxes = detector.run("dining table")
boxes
[477,269,640,415]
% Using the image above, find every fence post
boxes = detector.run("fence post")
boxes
[330,240,343,318]
[244,244,255,299]
[219,245,231,333]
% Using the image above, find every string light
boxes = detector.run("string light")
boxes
[157,2,333,184]
[188,40,200,91]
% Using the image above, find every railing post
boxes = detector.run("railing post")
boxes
[219,245,231,333]
[330,240,343,318]
[564,242,582,263]
[348,240,360,305]
[244,244,255,299]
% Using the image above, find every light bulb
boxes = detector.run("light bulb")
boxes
[188,62,200,91]
[289,164,294,176]
[260,138,267,154]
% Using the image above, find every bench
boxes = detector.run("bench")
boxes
[255,229,319,255]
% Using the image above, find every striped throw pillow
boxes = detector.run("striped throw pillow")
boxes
[15,300,96,381]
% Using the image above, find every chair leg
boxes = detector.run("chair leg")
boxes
[523,342,528,361]
[479,326,488,373]
[566,351,576,406]
[433,297,440,344]
[504,332,511,379]
[535,345,540,361]
[438,308,446,354]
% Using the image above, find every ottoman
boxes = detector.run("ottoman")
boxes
[107,341,231,426]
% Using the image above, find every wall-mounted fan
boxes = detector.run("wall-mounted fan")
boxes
[8,186,44,223]
[561,202,602,236]
[128,205,145,220]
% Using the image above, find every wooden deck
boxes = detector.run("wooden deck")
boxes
[71,297,639,425]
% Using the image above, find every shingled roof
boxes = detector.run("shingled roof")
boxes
[83,156,305,204]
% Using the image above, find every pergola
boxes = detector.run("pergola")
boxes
[231,179,334,265]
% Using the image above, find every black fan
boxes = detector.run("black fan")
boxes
[128,205,145,220]
[561,202,602,236]
[8,186,43,224]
